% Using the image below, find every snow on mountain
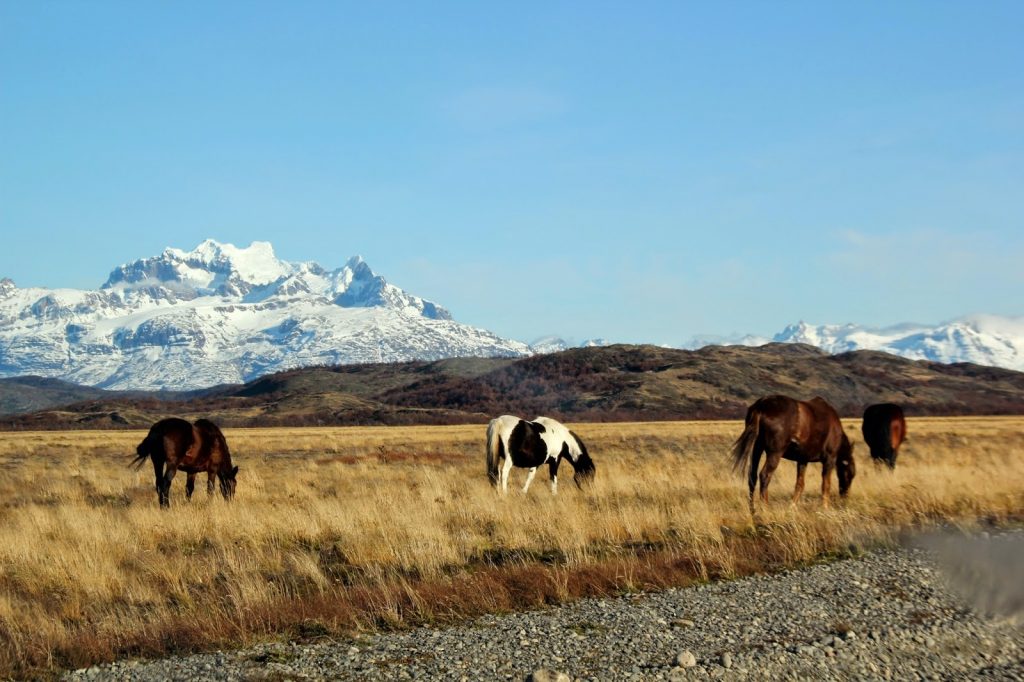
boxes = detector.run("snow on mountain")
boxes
[0,240,528,390]
[529,336,572,354]
[680,333,771,350]
[771,316,1024,370]
[528,336,612,354]
[689,316,1024,371]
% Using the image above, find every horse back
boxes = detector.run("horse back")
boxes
[803,397,845,453]
[145,417,195,464]
[757,395,842,460]
[532,416,579,459]
[506,418,549,468]
[749,395,802,451]
[863,403,905,451]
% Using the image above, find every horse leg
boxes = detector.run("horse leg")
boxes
[521,467,538,494]
[159,464,178,508]
[500,456,514,494]
[151,456,164,496]
[185,473,196,501]
[548,458,560,495]
[758,450,783,505]
[820,460,835,509]
[792,462,807,505]
[207,470,216,497]
[747,442,764,513]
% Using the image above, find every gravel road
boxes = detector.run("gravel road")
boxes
[66,533,1024,681]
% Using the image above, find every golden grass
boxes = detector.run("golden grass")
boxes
[0,417,1022,678]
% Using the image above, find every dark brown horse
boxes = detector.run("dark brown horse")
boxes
[731,395,855,510]
[132,418,237,507]
[862,403,906,469]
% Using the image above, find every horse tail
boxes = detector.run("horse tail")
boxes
[486,419,503,487]
[130,437,152,469]
[876,419,895,463]
[731,408,761,474]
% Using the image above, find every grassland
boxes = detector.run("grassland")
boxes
[1,417,1022,678]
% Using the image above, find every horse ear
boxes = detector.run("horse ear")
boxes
[232,465,239,476]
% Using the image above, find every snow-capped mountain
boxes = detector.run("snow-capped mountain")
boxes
[771,316,1024,370]
[689,316,1024,371]
[528,336,612,354]
[0,240,529,390]
[681,333,770,350]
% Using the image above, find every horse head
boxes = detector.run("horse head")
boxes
[218,465,239,500]
[837,435,856,497]
[569,431,596,489]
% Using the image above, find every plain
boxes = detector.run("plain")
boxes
[0,417,1022,679]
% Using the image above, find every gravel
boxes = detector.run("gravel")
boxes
[64,533,1024,681]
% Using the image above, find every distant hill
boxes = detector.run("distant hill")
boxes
[0,376,112,416]
[3,344,1023,430]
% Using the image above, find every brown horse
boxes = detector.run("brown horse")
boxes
[131,418,237,507]
[862,403,906,469]
[731,395,855,511]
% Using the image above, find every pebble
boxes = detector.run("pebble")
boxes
[673,651,696,668]
[61,534,1024,681]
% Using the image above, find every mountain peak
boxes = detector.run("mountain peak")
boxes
[98,240,452,320]
[162,239,289,287]
[767,317,1024,370]
[0,240,523,389]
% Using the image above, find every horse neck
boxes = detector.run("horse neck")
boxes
[560,435,583,462]
[215,450,233,472]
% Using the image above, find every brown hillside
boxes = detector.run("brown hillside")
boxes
[3,344,1023,429]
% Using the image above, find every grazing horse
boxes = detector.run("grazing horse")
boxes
[862,403,906,469]
[131,417,238,507]
[486,415,595,494]
[731,395,855,511]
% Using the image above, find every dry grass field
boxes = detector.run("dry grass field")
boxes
[1,417,1022,678]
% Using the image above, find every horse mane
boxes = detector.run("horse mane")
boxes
[569,429,596,479]
[569,430,587,458]
[194,418,232,463]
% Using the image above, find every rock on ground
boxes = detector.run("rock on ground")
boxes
[64,534,1024,681]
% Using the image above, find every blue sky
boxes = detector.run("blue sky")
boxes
[2,2,1022,345]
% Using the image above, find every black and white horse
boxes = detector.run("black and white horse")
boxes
[486,415,596,494]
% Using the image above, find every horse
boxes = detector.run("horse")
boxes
[862,403,906,469]
[731,395,855,511]
[486,415,595,494]
[131,417,238,507]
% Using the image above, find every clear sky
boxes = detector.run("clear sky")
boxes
[2,2,1022,346]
